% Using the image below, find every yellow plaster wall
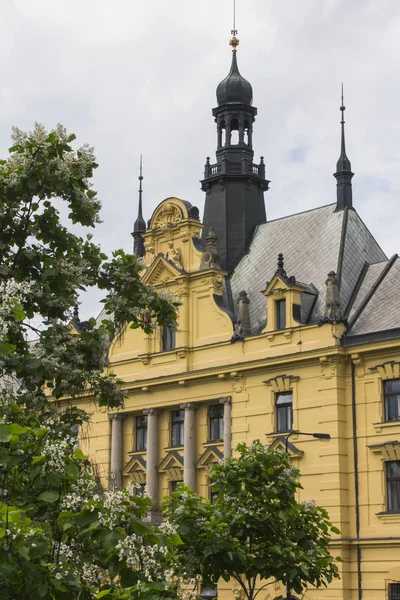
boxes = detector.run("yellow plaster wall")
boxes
[72,198,400,600]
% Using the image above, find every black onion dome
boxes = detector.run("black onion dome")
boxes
[216,51,253,106]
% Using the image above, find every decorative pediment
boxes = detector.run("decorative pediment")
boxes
[368,440,400,461]
[151,201,184,229]
[197,445,223,469]
[159,450,184,480]
[123,453,147,483]
[264,374,299,392]
[141,255,181,287]
[369,361,400,380]
[268,436,304,458]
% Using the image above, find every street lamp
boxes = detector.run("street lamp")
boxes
[283,429,331,600]
[284,430,331,452]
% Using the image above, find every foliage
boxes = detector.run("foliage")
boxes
[163,440,341,599]
[0,123,178,408]
[0,401,183,599]
[0,124,181,599]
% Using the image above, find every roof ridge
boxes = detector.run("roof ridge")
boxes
[257,203,336,227]
[347,254,398,332]
[336,206,349,286]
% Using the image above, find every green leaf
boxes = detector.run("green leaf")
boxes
[0,341,16,355]
[96,591,111,599]
[0,425,13,442]
[73,448,86,460]
[38,491,60,503]
[129,514,154,536]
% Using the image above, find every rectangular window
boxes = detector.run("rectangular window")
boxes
[135,415,147,451]
[384,380,400,422]
[171,480,183,494]
[389,584,400,600]
[276,392,293,433]
[209,404,224,441]
[171,410,184,447]
[276,299,286,330]
[162,326,176,352]
[387,461,400,511]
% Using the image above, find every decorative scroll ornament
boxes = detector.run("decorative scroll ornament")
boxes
[153,203,182,229]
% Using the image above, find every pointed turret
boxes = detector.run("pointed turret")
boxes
[132,155,146,257]
[334,85,354,211]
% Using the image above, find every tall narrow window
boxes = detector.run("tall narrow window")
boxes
[276,299,286,330]
[171,410,184,447]
[387,461,400,511]
[171,480,183,494]
[384,380,400,422]
[162,326,176,352]
[135,415,147,451]
[209,404,224,441]
[389,584,400,600]
[276,392,293,433]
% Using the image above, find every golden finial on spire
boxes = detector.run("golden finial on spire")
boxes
[229,0,239,52]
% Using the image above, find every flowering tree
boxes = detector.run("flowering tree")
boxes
[163,440,341,599]
[0,124,181,598]
[0,123,177,408]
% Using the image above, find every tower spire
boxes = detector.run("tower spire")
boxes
[334,84,354,211]
[132,155,146,257]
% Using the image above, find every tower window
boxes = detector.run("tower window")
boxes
[230,118,239,145]
[386,461,400,512]
[276,392,293,433]
[171,410,184,447]
[162,326,176,352]
[209,404,224,441]
[276,299,286,330]
[384,380,400,422]
[135,415,147,451]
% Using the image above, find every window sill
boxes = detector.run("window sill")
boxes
[164,446,184,451]
[129,449,147,455]
[376,510,400,523]
[373,420,400,433]
[203,440,223,447]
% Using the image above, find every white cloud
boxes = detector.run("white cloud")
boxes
[1,0,400,317]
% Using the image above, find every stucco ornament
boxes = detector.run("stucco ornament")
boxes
[232,587,245,600]
[165,241,183,270]
[153,203,182,228]
[324,270,342,322]
[200,226,221,270]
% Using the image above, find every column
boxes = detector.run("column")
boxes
[109,413,124,489]
[219,397,232,457]
[180,403,197,489]
[143,408,161,504]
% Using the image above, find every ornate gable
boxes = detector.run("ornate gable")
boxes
[141,255,182,287]
[197,445,224,469]
[123,454,147,483]
[268,436,304,459]
[159,450,184,481]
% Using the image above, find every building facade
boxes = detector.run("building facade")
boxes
[79,34,400,600]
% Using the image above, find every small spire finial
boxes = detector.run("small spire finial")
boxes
[334,84,354,211]
[229,0,239,52]
[132,154,146,257]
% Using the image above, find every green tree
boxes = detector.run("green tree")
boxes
[163,440,340,599]
[0,124,182,599]
[0,123,178,408]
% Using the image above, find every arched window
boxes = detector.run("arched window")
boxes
[244,119,250,145]
[219,120,226,147]
[230,117,239,145]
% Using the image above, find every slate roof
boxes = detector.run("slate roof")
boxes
[230,204,388,336]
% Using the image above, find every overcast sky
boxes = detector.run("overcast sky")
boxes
[1,0,400,318]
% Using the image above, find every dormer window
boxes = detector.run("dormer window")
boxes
[276,299,286,330]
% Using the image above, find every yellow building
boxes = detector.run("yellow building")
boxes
[80,35,400,600]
